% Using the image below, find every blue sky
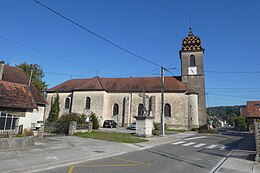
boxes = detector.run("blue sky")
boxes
[0,0,260,107]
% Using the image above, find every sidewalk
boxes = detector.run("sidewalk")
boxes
[0,132,190,173]
[214,133,260,173]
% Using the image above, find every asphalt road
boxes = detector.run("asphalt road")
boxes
[36,131,249,173]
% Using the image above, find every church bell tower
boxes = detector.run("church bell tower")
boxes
[179,27,207,128]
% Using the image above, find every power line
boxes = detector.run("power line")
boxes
[33,0,162,68]
[0,35,115,76]
[206,70,260,74]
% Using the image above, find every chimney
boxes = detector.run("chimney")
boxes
[0,61,5,80]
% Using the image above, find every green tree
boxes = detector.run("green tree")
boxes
[16,63,47,93]
[90,112,99,129]
[48,94,60,122]
[234,116,247,131]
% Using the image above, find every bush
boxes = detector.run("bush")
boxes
[235,116,247,131]
[90,113,99,129]
[54,113,87,134]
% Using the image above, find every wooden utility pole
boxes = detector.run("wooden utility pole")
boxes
[160,67,165,136]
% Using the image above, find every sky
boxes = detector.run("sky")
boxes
[0,0,260,107]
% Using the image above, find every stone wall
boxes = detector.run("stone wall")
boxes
[0,136,34,149]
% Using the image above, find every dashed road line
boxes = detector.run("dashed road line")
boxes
[193,143,206,148]
[172,141,186,145]
[206,145,218,149]
[182,142,195,146]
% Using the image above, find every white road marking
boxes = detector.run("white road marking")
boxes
[172,141,186,145]
[46,156,58,160]
[182,142,195,146]
[206,145,218,149]
[193,143,206,148]
[184,136,206,141]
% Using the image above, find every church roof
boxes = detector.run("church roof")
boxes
[48,76,196,94]
[181,28,203,51]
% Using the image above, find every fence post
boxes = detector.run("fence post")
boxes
[88,122,93,132]
[69,121,77,135]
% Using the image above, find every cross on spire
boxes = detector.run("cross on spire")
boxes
[188,15,194,36]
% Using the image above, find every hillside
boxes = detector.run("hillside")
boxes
[206,105,246,121]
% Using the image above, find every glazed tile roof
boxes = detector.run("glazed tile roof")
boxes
[48,76,196,94]
[181,29,203,51]
[0,65,47,108]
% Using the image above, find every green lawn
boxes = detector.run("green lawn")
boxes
[73,131,148,143]
[166,129,191,133]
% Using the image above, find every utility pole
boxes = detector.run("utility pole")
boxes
[160,67,165,136]
[28,67,33,87]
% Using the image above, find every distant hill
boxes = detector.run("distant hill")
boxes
[206,105,246,120]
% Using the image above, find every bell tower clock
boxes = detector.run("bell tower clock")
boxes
[179,27,207,128]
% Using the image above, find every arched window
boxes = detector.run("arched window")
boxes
[138,104,144,116]
[190,55,196,67]
[113,104,119,116]
[164,103,171,117]
[65,97,70,109]
[85,97,91,109]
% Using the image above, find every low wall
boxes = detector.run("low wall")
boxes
[0,136,34,149]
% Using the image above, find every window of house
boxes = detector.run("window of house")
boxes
[113,104,119,116]
[190,55,196,67]
[254,103,260,107]
[164,103,171,117]
[138,104,144,116]
[65,97,70,109]
[85,97,91,109]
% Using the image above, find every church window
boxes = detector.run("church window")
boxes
[138,104,144,116]
[164,103,171,117]
[113,104,119,116]
[190,55,196,67]
[85,97,91,109]
[65,97,70,109]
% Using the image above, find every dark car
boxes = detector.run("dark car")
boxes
[103,120,117,128]
[129,122,136,130]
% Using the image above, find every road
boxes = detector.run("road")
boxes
[37,131,249,173]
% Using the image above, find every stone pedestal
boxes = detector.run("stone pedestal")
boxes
[134,116,154,137]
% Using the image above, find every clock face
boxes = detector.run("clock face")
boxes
[188,67,197,75]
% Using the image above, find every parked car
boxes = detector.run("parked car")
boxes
[103,120,117,128]
[129,122,136,130]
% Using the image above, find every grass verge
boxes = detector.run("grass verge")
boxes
[166,129,190,133]
[73,131,148,143]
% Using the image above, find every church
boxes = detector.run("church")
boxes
[45,29,207,130]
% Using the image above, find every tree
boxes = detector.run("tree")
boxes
[16,63,47,93]
[235,116,247,131]
[48,94,60,122]
[90,112,99,129]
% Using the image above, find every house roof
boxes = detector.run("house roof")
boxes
[242,101,260,118]
[0,80,37,109]
[47,76,196,94]
[1,64,47,106]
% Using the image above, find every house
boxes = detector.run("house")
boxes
[45,28,207,130]
[0,62,47,133]
[241,101,260,131]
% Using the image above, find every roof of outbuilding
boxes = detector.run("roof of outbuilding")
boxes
[47,76,196,94]
[0,80,37,109]
[1,64,47,105]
